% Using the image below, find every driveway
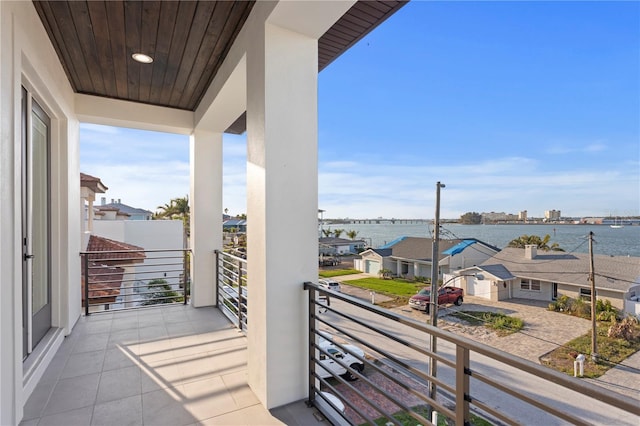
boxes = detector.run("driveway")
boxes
[390,296,592,364]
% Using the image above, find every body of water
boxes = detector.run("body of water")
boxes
[325,223,640,257]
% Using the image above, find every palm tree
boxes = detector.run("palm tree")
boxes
[156,196,190,237]
[508,234,564,251]
[346,230,358,240]
[333,229,344,238]
[322,229,333,238]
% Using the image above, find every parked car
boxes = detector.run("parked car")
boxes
[319,392,345,414]
[315,330,366,380]
[409,286,464,312]
[318,279,341,292]
[319,256,339,266]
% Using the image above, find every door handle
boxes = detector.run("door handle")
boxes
[24,254,34,260]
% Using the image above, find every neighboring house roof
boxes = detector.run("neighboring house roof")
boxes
[483,247,640,292]
[383,237,463,262]
[473,264,517,281]
[379,236,407,249]
[81,264,124,305]
[369,248,392,257]
[442,238,501,256]
[98,202,152,216]
[80,172,108,193]
[82,235,146,306]
[86,235,146,263]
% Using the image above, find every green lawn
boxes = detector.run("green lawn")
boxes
[541,323,640,377]
[318,269,361,278]
[342,277,424,297]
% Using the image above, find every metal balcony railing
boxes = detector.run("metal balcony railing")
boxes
[80,249,190,315]
[215,250,247,332]
[304,282,640,426]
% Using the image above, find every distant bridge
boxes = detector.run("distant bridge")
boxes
[330,218,432,225]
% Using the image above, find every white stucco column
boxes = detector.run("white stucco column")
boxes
[245,23,318,408]
[189,129,223,307]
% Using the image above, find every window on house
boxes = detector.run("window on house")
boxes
[520,279,541,291]
[579,288,592,301]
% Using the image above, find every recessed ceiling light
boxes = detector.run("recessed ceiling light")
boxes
[132,53,153,64]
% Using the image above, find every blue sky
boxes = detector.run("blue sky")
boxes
[81,1,639,219]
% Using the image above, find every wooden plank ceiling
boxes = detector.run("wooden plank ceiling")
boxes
[33,0,407,133]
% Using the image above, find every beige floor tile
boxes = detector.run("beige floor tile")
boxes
[182,376,238,421]
[96,366,141,404]
[60,350,105,379]
[221,371,260,408]
[36,406,94,426]
[102,347,139,372]
[42,373,100,416]
[197,404,286,425]
[91,395,143,426]
[142,387,195,426]
[72,332,110,354]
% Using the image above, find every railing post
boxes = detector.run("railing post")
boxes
[306,282,316,406]
[237,258,243,330]
[455,345,470,426]
[183,250,188,305]
[214,250,219,307]
[83,253,90,316]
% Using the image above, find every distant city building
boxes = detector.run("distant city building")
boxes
[518,210,528,221]
[545,210,561,221]
[481,212,518,222]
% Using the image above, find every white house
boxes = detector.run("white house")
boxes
[451,245,640,315]
[0,1,406,423]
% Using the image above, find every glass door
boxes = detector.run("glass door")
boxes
[22,87,51,358]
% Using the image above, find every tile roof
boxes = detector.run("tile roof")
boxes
[483,247,640,292]
[81,263,123,305]
[80,172,108,193]
[86,235,146,264]
[98,202,152,215]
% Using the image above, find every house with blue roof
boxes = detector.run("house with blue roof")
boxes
[354,236,500,279]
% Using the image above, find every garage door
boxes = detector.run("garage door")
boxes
[469,279,491,298]
[366,260,380,276]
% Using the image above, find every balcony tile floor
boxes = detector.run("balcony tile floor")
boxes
[21,305,325,425]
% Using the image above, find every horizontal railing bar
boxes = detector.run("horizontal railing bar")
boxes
[315,299,454,369]
[88,293,184,305]
[214,249,246,263]
[304,282,640,417]
[469,399,519,426]
[315,313,454,395]
[313,368,401,425]
[469,370,593,426]
[87,288,185,301]
[85,276,183,287]
[312,340,428,423]
[81,249,190,255]
[85,280,184,291]
[313,378,379,425]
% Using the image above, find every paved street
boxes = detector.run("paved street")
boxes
[322,280,639,425]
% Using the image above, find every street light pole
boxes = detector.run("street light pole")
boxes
[428,181,444,420]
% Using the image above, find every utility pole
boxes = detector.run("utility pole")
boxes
[589,231,598,362]
[428,182,445,421]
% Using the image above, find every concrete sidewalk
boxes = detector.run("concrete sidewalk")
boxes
[328,273,395,304]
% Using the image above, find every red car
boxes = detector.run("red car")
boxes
[409,286,464,312]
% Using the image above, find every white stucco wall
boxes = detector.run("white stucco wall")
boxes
[1,1,80,423]
[93,220,185,291]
